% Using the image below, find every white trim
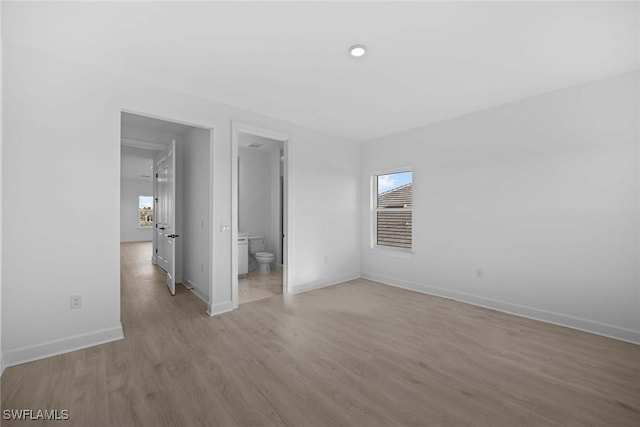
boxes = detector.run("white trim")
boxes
[121,137,169,152]
[231,121,293,310]
[207,127,215,315]
[362,271,640,345]
[207,300,235,317]
[121,108,211,130]
[2,325,124,368]
[182,277,209,304]
[231,124,239,308]
[370,167,413,251]
[372,165,414,176]
[289,273,361,295]
[232,122,292,142]
[283,136,293,295]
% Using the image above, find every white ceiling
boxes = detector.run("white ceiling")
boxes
[4,1,638,141]
[121,112,201,180]
[121,112,198,141]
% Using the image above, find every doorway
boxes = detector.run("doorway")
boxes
[232,122,291,307]
[120,111,214,311]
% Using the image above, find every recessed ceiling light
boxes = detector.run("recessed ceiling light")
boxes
[349,44,367,58]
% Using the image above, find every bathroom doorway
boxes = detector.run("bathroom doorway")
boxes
[231,122,291,306]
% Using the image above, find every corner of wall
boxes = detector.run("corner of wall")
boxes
[2,324,124,369]
[362,272,640,345]
[180,277,209,305]
[207,301,234,317]
[289,272,361,294]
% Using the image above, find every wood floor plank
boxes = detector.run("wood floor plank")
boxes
[1,242,639,426]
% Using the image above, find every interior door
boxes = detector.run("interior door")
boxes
[155,140,177,295]
[155,156,166,271]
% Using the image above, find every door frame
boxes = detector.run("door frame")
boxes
[231,121,292,308]
[120,108,215,312]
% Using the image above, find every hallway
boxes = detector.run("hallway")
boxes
[120,242,208,336]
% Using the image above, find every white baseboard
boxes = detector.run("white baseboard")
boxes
[2,324,125,368]
[289,273,361,295]
[207,300,234,317]
[362,272,640,345]
[181,277,209,305]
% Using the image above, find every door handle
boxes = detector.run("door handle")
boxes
[168,234,180,238]
[159,227,166,230]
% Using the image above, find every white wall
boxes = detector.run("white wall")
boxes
[239,147,274,251]
[1,43,360,366]
[291,134,361,292]
[0,0,4,375]
[120,179,154,242]
[361,71,640,343]
[180,128,211,302]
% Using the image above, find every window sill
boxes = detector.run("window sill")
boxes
[370,246,415,259]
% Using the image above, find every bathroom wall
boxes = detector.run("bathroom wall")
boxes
[239,147,274,254]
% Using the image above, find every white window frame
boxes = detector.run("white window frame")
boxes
[370,167,414,257]
[138,195,154,229]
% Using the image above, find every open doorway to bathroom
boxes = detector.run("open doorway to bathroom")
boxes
[232,123,291,306]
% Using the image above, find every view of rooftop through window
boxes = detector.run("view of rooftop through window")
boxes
[376,171,412,249]
[139,196,154,228]
[377,171,412,195]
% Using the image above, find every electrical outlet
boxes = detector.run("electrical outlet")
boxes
[70,295,82,309]
[219,222,231,232]
[324,256,328,264]
[476,268,484,279]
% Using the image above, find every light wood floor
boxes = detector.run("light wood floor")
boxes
[1,242,639,426]
[239,269,283,304]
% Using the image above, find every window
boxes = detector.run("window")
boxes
[373,170,412,250]
[139,196,154,228]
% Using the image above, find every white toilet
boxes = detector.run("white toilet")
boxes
[248,235,275,275]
